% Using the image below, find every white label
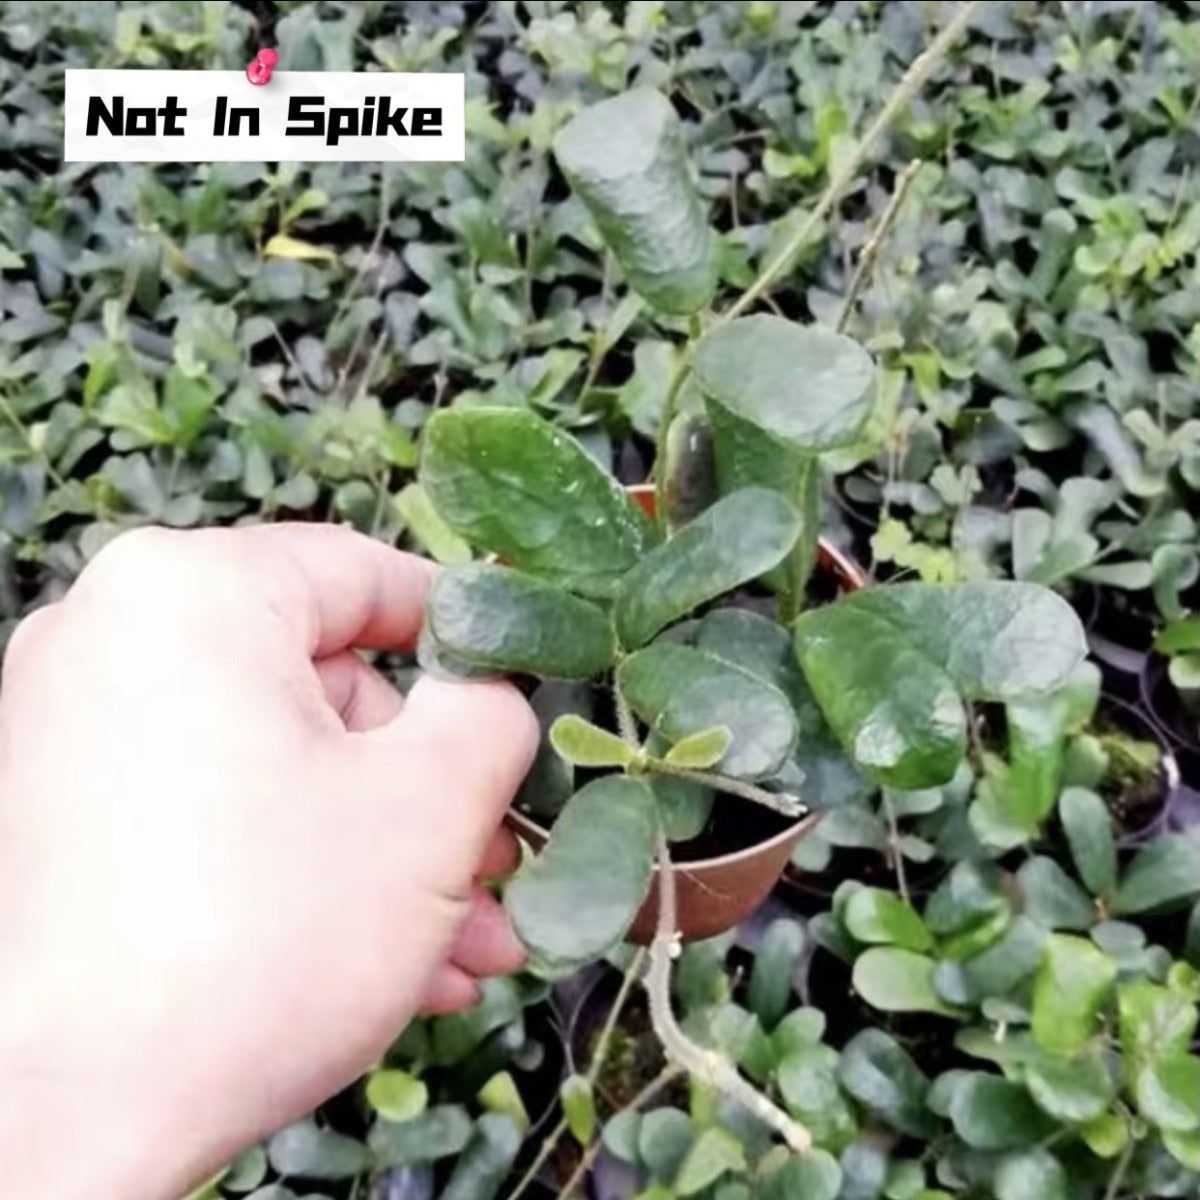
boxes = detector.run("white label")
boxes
[64,70,464,162]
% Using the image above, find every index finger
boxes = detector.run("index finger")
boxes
[237,523,439,657]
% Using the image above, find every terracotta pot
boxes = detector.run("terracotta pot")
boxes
[505,483,865,945]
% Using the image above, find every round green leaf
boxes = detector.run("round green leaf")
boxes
[933,916,1047,1007]
[366,1069,429,1124]
[843,887,933,953]
[639,1109,694,1181]
[1136,1055,1200,1132]
[674,1127,746,1197]
[759,1148,843,1200]
[837,1029,938,1139]
[777,1043,859,1147]
[1017,856,1095,931]
[614,488,801,649]
[618,644,797,780]
[1031,934,1117,1055]
[795,583,1087,789]
[692,315,875,452]
[948,1075,1056,1150]
[367,1106,473,1167]
[1080,1111,1129,1159]
[1023,1046,1114,1122]
[993,1149,1068,1200]
[428,564,616,680]
[852,947,960,1017]
[505,776,657,968]
[554,88,717,315]
[1114,835,1200,916]
[419,408,655,599]
[440,1113,522,1200]
[267,1121,369,1180]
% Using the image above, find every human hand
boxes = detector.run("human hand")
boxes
[0,524,538,1200]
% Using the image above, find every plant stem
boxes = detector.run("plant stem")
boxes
[651,352,693,531]
[587,947,648,1087]
[1101,1133,1135,1200]
[881,791,911,905]
[836,159,924,334]
[502,948,647,1200]
[552,1064,684,1200]
[614,686,640,750]
[0,392,67,489]
[645,834,812,1154]
[722,1,981,324]
[646,761,806,819]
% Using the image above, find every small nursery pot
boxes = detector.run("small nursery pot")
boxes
[506,483,865,945]
[1139,654,1200,754]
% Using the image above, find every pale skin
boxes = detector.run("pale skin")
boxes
[0,523,540,1200]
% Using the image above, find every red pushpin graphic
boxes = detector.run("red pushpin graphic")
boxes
[246,47,277,85]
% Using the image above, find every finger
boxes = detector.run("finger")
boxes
[478,827,520,882]
[377,675,538,854]
[1,603,60,682]
[418,965,481,1015]
[445,888,526,978]
[315,651,404,731]
[236,523,438,657]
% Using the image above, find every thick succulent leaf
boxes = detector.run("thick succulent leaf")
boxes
[933,916,1046,1007]
[506,776,657,968]
[617,644,797,780]
[427,564,616,680]
[268,1121,369,1180]
[1022,1046,1114,1122]
[1059,787,1117,899]
[852,948,960,1017]
[553,88,716,315]
[842,887,932,953]
[837,1029,937,1139]
[759,1150,843,1200]
[516,682,590,820]
[647,730,714,840]
[1114,835,1200,915]
[1017,856,1095,931]
[663,726,732,770]
[1135,1056,1200,1132]
[693,608,868,808]
[948,1075,1056,1150]
[794,582,1088,789]
[776,1043,859,1148]
[560,1075,595,1146]
[1031,934,1117,1055]
[692,315,875,452]
[746,918,803,1030]
[439,1113,522,1200]
[419,407,655,598]
[993,1150,1069,1200]
[367,1106,473,1167]
[613,488,801,648]
[549,715,635,768]
[1117,980,1199,1069]
[673,1128,746,1197]
[661,412,719,531]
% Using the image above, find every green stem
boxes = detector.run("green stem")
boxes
[881,791,911,905]
[722,1,981,325]
[836,159,924,334]
[1101,1133,1135,1200]
[614,687,640,750]
[645,760,805,819]
[652,338,697,533]
[0,392,67,490]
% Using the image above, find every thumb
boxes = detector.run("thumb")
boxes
[363,674,539,882]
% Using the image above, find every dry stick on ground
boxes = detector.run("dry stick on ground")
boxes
[836,158,925,335]
[645,833,813,1154]
[652,0,982,516]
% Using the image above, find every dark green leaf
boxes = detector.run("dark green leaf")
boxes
[614,488,800,648]
[759,1149,843,1200]
[925,862,1009,937]
[439,1113,522,1200]
[618,644,797,780]
[1031,934,1117,1055]
[948,1075,1055,1150]
[639,1109,694,1182]
[506,777,657,967]
[554,89,716,314]
[777,1043,859,1148]
[427,564,616,680]
[267,1121,368,1180]
[420,408,654,599]
[993,1150,1068,1200]
[747,918,803,1030]
[772,1007,826,1058]
[1022,1045,1115,1122]
[674,1128,746,1197]
[933,916,1046,1007]
[602,1111,642,1163]
[1059,787,1117,899]
[1114,835,1200,915]
[692,316,875,452]
[837,1029,937,1139]
[843,887,933,953]
[1018,856,1095,931]
[795,583,1086,789]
